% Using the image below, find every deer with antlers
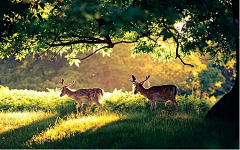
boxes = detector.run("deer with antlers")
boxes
[59,79,103,113]
[130,75,178,111]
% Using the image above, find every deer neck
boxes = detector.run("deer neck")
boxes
[65,88,75,99]
[138,85,148,97]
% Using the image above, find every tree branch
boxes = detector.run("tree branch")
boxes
[71,38,141,61]
[112,39,140,45]
[38,37,57,59]
[41,46,65,65]
[161,19,194,67]
[71,46,109,61]
[47,39,107,47]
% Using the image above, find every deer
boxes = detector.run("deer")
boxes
[59,79,103,113]
[130,75,178,111]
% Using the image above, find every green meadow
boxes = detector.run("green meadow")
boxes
[0,86,238,149]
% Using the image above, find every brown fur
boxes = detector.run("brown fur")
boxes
[60,84,103,113]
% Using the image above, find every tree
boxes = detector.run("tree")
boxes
[198,67,226,96]
[0,0,238,122]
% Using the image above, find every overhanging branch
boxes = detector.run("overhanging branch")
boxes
[71,39,140,61]
[161,19,194,67]
[47,39,106,47]
[71,45,109,61]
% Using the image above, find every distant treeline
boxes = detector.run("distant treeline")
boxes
[0,44,235,98]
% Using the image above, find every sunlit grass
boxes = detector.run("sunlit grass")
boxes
[26,112,127,148]
[0,87,238,149]
[0,111,56,134]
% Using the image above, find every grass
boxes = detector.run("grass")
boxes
[0,111,238,149]
[0,111,57,149]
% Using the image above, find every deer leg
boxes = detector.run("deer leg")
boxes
[96,101,103,111]
[173,101,178,111]
[76,103,80,114]
[153,101,157,111]
[169,96,178,111]
[80,103,83,112]
[164,101,170,112]
[150,101,154,110]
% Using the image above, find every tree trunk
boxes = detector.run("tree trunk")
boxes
[205,0,239,123]
[205,75,239,123]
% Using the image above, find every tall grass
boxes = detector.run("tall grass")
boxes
[103,89,215,116]
[1,111,237,149]
[0,111,57,149]
[0,86,75,113]
[0,86,215,116]
[0,111,56,134]
[26,112,127,148]
[0,86,238,149]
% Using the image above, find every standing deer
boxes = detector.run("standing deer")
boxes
[59,79,103,113]
[130,75,178,111]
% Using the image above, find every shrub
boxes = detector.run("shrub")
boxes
[0,86,215,116]
[102,89,215,116]
[0,86,76,113]
[102,89,150,112]
[177,94,215,116]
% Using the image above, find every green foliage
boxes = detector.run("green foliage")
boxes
[0,86,215,116]
[198,67,226,95]
[102,89,214,116]
[102,89,150,112]
[0,86,75,113]
[0,0,237,65]
[177,95,214,116]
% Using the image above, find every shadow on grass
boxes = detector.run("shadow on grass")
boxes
[27,113,239,149]
[0,116,57,149]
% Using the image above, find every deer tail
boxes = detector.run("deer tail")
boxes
[98,88,103,98]
[174,85,178,96]
[171,86,177,99]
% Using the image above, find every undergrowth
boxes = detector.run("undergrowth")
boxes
[0,86,215,117]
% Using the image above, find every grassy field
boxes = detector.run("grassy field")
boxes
[0,86,238,148]
[0,111,238,149]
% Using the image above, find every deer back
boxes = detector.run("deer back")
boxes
[73,88,103,104]
[146,85,177,100]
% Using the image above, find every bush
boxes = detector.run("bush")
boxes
[102,89,150,112]
[0,86,76,113]
[0,86,215,116]
[102,89,215,116]
[177,94,215,116]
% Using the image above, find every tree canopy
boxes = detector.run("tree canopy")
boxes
[0,0,238,67]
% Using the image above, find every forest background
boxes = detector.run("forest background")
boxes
[0,43,235,102]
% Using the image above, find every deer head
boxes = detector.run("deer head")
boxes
[130,75,150,94]
[59,79,75,97]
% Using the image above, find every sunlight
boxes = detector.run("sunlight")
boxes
[0,111,56,134]
[174,22,183,31]
[101,92,113,102]
[26,113,127,147]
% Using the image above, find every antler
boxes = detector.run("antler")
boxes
[66,80,75,87]
[59,79,64,86]
[140,75,150,84]
[130,75,137,83]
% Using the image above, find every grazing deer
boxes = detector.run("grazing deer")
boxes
[130,75,178,111]
[59,79,103,113]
